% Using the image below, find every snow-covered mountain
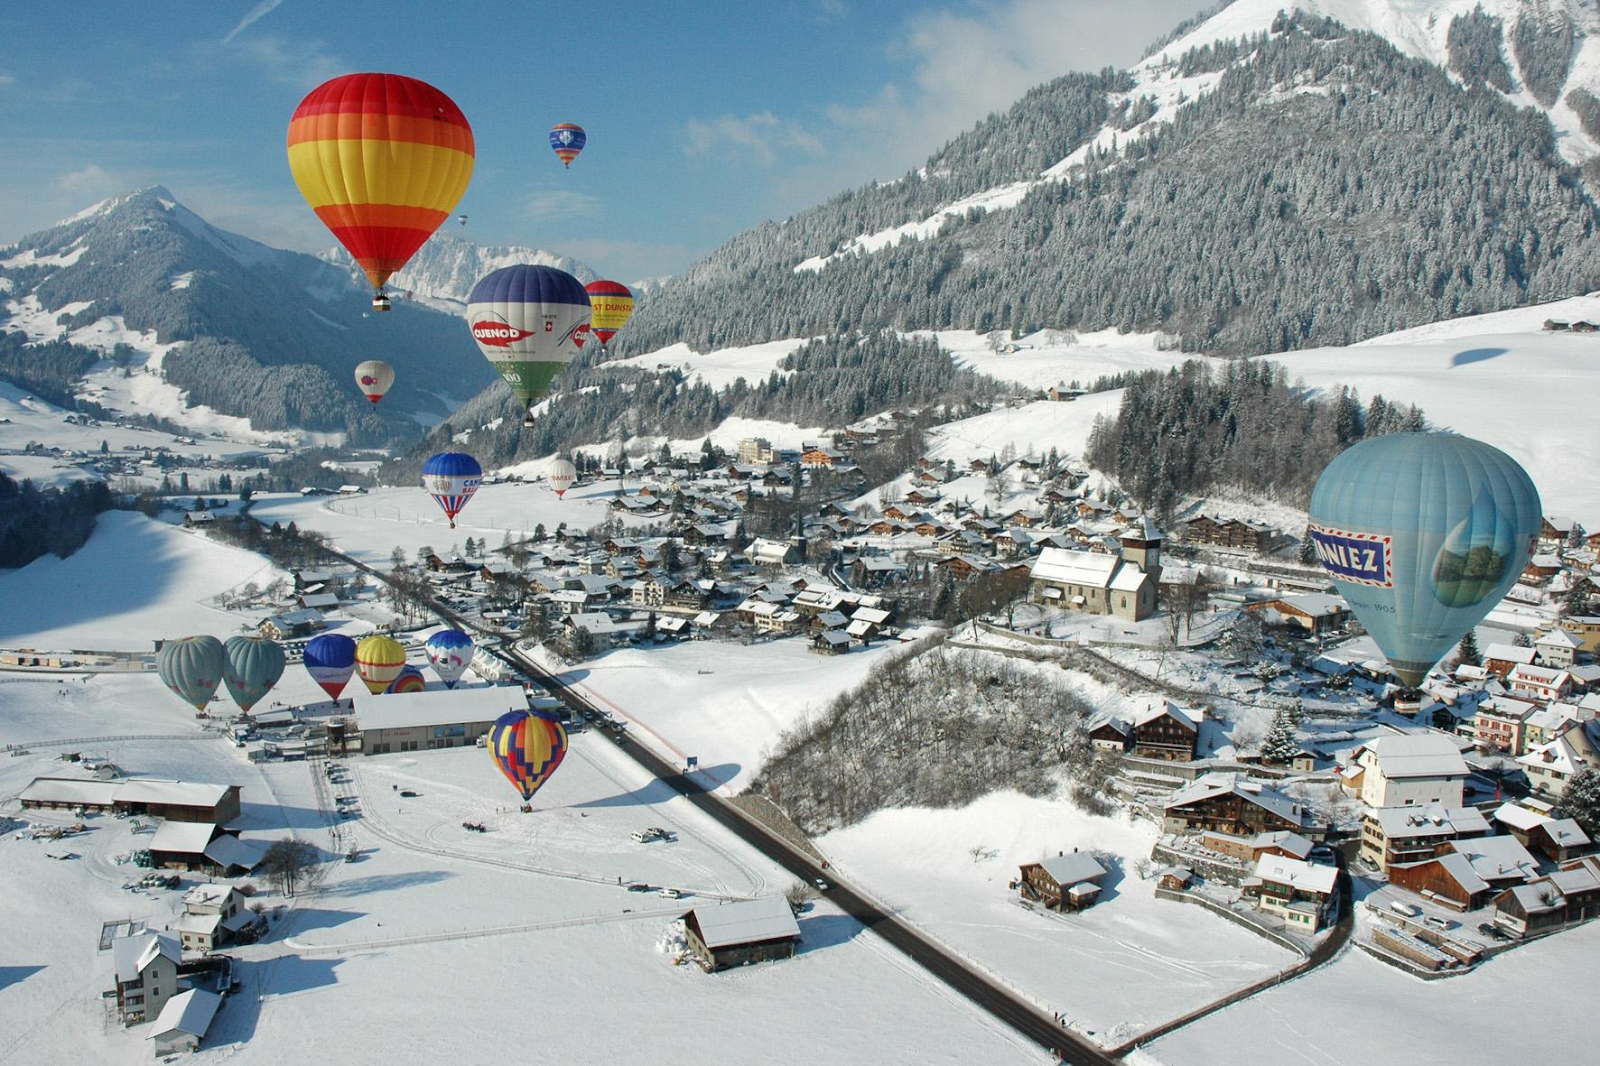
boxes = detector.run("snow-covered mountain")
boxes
[623,0,1600,356]
[0,187,494,445]
[317,232,599,313]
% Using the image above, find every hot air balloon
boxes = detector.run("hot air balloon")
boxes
[584,280,633,352]
[354,359,395,405]
[1307,432,1541,690]
[355,634,407,695]
[547,457,577,499]
[425,629,474,688]
[466,265,591,425]
[387,664,428,694]
[421,452,482,528]
[223,635,287,714]
[549,122,586,167]
[287,73,475,311]
[486,707,568,804]
[303,633,357,701]
[458,214,468,226]
[157,635,225,713]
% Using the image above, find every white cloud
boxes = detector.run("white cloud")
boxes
[222,0,285,44]
[53,164,121,195]
[558,237,704,283]
[524,189,601,221]
[682,112,825,167]
[229,34,341,90]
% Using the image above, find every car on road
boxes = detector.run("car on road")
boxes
[814,878,831,892]
[1309,844,1337,863]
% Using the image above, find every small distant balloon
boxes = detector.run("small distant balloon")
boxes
[547,458,576,499]
[549,122,586,167]
[421,452,483,529]
[387,664,428,694]
[354,360,395,405]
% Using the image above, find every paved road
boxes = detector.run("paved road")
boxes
[294,531,1114,1065]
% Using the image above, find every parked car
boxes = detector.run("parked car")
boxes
[1309,844,1336,863]
[626,883,652,893]
[659,887,682,899]
[1424,915,1453,931]
[1478,922,1511,941]
[1388,900,1421,918]
[814,878,831,892]
[399,790,419,798]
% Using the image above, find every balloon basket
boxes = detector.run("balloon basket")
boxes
[520,804,533,814]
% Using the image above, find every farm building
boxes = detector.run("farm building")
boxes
[147,821,263,876]
[354,686,529,756]
[1017,852,1108,911]
[681,897,802,972]
[19,777,242,826]
[111,933,181,1026]
[147,989,221,1054]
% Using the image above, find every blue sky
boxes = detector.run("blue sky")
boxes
[0,0,1199,281]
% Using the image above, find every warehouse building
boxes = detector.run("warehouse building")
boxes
[681,896,802,972]
[19,777,242,826]
[354,686,530,756]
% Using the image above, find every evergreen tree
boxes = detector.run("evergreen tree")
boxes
[1457,629,1481,667]
[1261,706,1301,764]
[1555,766,1600,837]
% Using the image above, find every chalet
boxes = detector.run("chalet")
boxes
[148,989,222,1056]
[1556,615,1600,653]
[1128,701,1199,761]
[665,580,712,612]
[173,883,260,953]
[1181,514,1281,554]
[748,538,800,566]
[681,897,801,972]
[1028,547,1154,622]
[1246,593,1349,636]
[257,608,326,640]
[1342,734,1468,809]
[684,523,729,547]
[112,933,182,1025]
[811,630,853,655]
[183,510,216,527]
[1163,774,1313,837]
[1047,385,1086,402]
[937,554,995,580]
[1522,554,1564,582]
[1200,829,1314,864]
[1540,515,1579,547]
[1507,663,1572,704]
[1358,805,1491,872]
[1518,723,1600,797]
[904,488,942,506]
[1528,818,1592,863]
[1017,851,1107,911]
[564,611,641,649]
[1245,854,1338,933]
[1087,715,1131,752]
[800,446,847,468]
[1388,851,1495,911]
[1482,643,1537,677]
[1493,856,1600,936]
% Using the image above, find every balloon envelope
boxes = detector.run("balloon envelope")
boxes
[287,73,474,294]
[486,708,568,802]
[421,452,482,526]
[303,633,357,700]
[547,458,577,498]
[354,360,395,404]
[584,280,633,348]
[425,629,474,688]
[355,634,407,695]
[1307,432,1541,687]
[223,635,287,713]
[549,122,586,167]
[387,664,427,694]
[157,636,225,712]
[465,266,590,413]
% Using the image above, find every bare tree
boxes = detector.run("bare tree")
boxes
[259,839,319,898]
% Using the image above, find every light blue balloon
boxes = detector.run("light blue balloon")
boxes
[1307,432,1541,687]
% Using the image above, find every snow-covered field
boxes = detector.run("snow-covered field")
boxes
[1275,298,1600,525]
[0,512,285,650]
[1139,918,1600,1066]
[248,483,623,567]
[822,791,1297,1047]
[918,329,1200,393]
[606,338,811,390]
[534,637,894,792]
[0,673,1046,1066]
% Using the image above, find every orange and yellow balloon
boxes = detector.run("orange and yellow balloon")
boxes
[287,73,475,306]
[355,634,406,695]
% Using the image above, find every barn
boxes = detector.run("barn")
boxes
[19,777,242,825]
[681,897,802,972]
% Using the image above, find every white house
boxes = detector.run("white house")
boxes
[147,988,221,1055]
[1028,547,1154,622]
[112,933,182,1025]
[1345,734,1468,808]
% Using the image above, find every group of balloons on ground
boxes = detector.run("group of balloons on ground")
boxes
[157,628,566,805]
[288,71,616,529]
[156,629,478,714]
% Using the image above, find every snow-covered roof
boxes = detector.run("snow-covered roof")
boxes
[1030,547,1119,587]
[1538,628,1583,649]
[1540,818,1591,850]
[147,988,221,1041]
[1483,643,1537,665]
[116,779,235,807]
[1036,852,1107,886]
[1494,802,1551,834]
[1509,663,1567,686]
[182,883,236,910]
[148,820,217,854]
[1278,593,1347,618]
[1253,854,1337,895]
[354,686,528,732]
[1109,565,1150,593]
[686,896,801,949]
[1451,837,1540,883]
[1359,734,1468,780]
[113,933,180,983]
[1252,831,1313,860]
[1166,773,1302,824]
[173,911,221,936]
[1134,700,1197,733]
[1370,805,1489,840]
[18,776,122,806]
[203,833,264,872]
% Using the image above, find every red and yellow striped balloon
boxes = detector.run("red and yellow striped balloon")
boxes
[287,73,475,293]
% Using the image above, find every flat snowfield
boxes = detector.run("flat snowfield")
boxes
[248,482,623,566]
[537,637,895,791]
[1275,325,1600,524]
[1139,918,1600,1066]
[0,674,1047,1066]
[822,791,1297,1048]
[0,511,284,649]
[923,329,1207,392]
